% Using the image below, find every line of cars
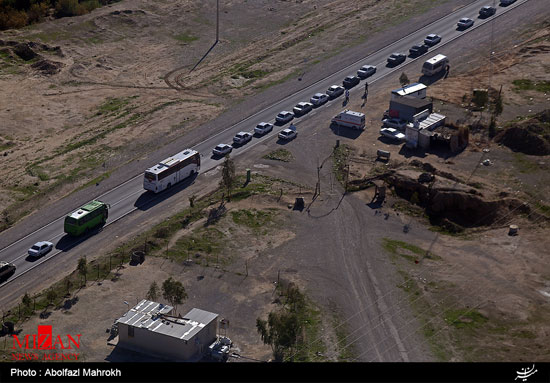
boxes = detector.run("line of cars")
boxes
[211,67,377,156]
[211,2,515,158]
[387,3,508,68]
[0,240,54,281]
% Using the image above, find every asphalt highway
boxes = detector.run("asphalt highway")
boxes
[0,0,530,289]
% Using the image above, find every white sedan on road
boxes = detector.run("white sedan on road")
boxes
[275,111,294,124]
[254,122,273,135]
[357,65,376,78]
[326,85,345,98]
[28,241,54,258]
[212,144,233,157]
[310,93,329,107]
[233,131,253,145]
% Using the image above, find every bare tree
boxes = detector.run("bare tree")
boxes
[220,155,236,201]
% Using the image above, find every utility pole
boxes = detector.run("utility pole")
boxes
[216,0,219,43]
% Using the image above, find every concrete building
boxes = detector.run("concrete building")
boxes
[115,300,218,361]
[405,110,446,149]
[388,97,433,121]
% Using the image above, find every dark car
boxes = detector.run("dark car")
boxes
[387,53,406,66]
[409,44,428,57]
[0,261,16,281]
[479,6,496,17]
[343,75,360,89]
[500,0,516,5]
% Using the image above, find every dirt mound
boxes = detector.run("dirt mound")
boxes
[495,110,550,155]
[386,171,533,228]
[31,59,64,75]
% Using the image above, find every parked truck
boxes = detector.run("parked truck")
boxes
[331,110,365,130]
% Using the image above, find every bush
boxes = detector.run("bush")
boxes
[0,8,29,29]
[55,0,84,17]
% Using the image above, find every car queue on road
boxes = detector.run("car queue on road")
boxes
[210,2,505,158]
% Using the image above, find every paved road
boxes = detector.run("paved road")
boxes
[0,0,529,288]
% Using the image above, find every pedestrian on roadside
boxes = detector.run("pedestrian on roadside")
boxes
[345,89,350,103]
[444,64,450,79]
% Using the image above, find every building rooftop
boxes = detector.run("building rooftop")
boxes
[116,300,218,342]
[391,82,427,97]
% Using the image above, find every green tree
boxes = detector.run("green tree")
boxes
[146,281,159,301]
[22,292,32,308]
[256,284,306,361]
[55,0,84,18]
[399,72,410,87]
[220,155,236,201]
[77,257,88,285]
[162,277,187,313]
[46,289,57,307]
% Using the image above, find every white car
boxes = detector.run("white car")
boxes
[293,102,313,116]
[357,65,376,78]
[278,129,297,141]
[424,34,441,46]
[212,143,233,157]
[275,111,294,124]
[28,241,53,258]
[326,85,345,98]
[382,118,410,130]
[233,131,252,145]
[254,122,273,135]
[380,127,406,141]
[457,17,474,29]
[310,93,329,106]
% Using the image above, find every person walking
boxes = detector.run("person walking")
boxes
[363,81,369,100]
[345,89,350,104]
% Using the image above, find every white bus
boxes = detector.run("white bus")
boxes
[421,54,449,76]
[143,149,200,193]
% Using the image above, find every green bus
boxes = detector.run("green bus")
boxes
[64,200,110,236]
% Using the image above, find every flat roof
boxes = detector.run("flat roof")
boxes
[392,82,427,96]
[116,300,218,342]
[425,54,447,65]
[69,200,105,219]
[145,149,197,175]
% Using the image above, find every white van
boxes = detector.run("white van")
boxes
[331,110,365,130]
[421,54,448,76]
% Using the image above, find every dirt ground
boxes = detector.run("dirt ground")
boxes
[329,11,550,361]
[0,0,462,229]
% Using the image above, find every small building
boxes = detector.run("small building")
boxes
[388,97,433,121]
[115,300,218,361]
[405,111,446,149]
[391,83,427,100]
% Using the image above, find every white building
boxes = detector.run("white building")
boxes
[115,300,218,361]
[391,83,427,100]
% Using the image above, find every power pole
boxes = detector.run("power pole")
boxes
[216,0,219,43]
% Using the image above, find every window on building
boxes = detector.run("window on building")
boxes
[128,326,134,338]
